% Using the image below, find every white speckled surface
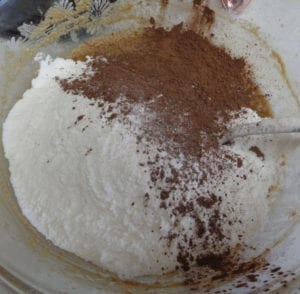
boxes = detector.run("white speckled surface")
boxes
[209,0,300,96]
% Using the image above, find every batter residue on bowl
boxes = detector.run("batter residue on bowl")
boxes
[3,4,282,282]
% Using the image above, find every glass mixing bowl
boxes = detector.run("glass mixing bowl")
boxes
[0,0,299,292]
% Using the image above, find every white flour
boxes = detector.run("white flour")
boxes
[3,57,281,279]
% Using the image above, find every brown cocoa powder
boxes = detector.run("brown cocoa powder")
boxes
[61,24,271,158]
[57,14,272,275]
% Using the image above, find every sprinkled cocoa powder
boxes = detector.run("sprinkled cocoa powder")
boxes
[57,13,272,274]
[61,25,270,155]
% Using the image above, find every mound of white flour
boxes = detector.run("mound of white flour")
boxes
[3,57,279,279]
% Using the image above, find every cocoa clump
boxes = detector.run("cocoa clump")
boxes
[177,252,191,272]
[249,146,265,160]
[237,158,243,168]
[196,253,227,270]
[75,115,84,125]
[196,193,218,208]
[160,190,170,200]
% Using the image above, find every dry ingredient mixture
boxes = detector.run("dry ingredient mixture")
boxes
[3,16,280,279]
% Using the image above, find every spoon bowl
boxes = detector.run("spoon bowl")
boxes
[221,0,251,12]
[221,117,300,144]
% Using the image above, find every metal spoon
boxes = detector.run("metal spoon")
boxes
[221,118,300,144]
[221,0,251,13]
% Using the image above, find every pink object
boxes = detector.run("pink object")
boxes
[221,0,251,13]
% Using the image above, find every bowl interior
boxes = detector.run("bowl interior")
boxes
[0,0,299,292]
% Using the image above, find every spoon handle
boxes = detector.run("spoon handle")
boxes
[222,118,300,143]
